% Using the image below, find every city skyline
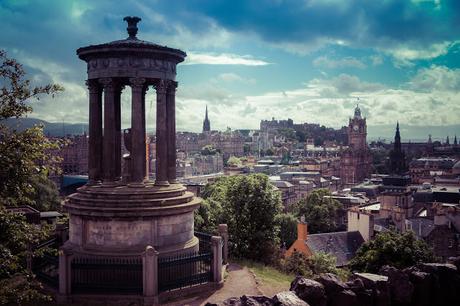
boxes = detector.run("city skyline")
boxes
[1,0,459,136]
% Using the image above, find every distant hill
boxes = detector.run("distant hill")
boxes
[2,117,459,141]
[2,117,88,137]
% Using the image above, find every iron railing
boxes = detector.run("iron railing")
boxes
[158,251,212,292]
[32,237,59,287]
[71,256,143,294]
[195,231,213,253]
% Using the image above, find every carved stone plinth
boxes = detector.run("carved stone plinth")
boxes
[65,184,200,256]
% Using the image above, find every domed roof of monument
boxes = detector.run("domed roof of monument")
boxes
[77,16,186,62]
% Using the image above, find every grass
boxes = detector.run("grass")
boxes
[233,258,295,296]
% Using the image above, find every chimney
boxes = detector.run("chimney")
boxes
[297,216,308,241]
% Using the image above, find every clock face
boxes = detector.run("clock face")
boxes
[353,125,359,131]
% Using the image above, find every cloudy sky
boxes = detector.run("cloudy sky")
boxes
[1,0,460,140]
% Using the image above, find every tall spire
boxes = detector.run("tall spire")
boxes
[454,135,458,146]
[446,135,450,145]
[389,121,405,175]
[202,105,211,133]
[394,121,401,151]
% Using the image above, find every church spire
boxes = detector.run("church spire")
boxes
[454,135,458,146]
[394,121,401,151]
[202,105,211,133]
[389,122,406,175]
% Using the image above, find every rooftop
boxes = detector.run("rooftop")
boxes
[306,231,364,267]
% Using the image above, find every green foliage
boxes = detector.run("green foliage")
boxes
[278,128,296,141]
[282,251,348,280]
[0,50,63,208]
[349,230,436,273]
[0,274,51,305]
[290,189,342,234]
[201,144,217,155]
[226,156,242,167]
[276,213,298,248]
[0,50,63,120]
[243,143,251,154]
[195,174,283,262]
[0,50,62,304]
[0,207,51,279]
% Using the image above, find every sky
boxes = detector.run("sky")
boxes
[1,0,460,140]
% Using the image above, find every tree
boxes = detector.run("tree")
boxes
[0,50,62,303]
[226,156,242,167]
[0,50,63,208]
[195,174,283,262]
[349,230,436,273]
[283,251,348,280]
[0,207,52,304]
[290,189,342,234]
[276,213,298,248]
[201,144,217,155]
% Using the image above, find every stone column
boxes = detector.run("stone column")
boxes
[142,245,159,304]
[166,81,178,183]
[58,248,73,295]
[86,79,102,184]
[154,79,169,186]
[211,236,223,283]
[129,78,147,186]
[100,78,118,184]
[218,224,229,264]
[114,85,123,180]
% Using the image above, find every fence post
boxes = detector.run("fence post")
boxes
[143,245,159,304]
[218,224,228,264]
[211,236,223,284]
[58,246,73,296]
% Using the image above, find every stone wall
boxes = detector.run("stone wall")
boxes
[207,258,460,306]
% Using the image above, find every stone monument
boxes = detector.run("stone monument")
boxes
[62,16,201,262]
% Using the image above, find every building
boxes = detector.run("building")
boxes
[340,105,372,186]
[388,122,406,175]
[286,219,364,267]
[202,105,211,133]
[409,157,457,184]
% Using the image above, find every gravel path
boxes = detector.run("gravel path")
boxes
[161,263,261,305]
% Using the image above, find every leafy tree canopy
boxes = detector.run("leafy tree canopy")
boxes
[290,189,343,234]
[283,251,349,280]
[201,144,217,156]
[276,213,298,248]
[349,230,436,273]
[226,156,242,167]
[195,174,283,262]
[0,50,62,304]
[0,50,63,209]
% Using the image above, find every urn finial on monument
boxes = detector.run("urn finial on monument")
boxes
[123,16,141,39]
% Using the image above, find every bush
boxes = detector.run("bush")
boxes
[282,251,349,280]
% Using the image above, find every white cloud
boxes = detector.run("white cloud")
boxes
[184,52,271,66]
[381,41,455,66]
[217,73,256,84]
[408,65,460,92]
[173,68,460,132]
[313,56,366,69]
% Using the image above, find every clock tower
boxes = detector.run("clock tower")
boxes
[340,105,372,186]
[348,105,367,149]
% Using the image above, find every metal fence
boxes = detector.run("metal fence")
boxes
[71,256,143,294]
[32,237,59,288]
[158,251,212,293]
[195,231,213,253]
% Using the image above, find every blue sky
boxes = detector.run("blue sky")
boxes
[1,0,459,139]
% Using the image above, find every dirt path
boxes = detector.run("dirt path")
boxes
[161,263,261,305]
